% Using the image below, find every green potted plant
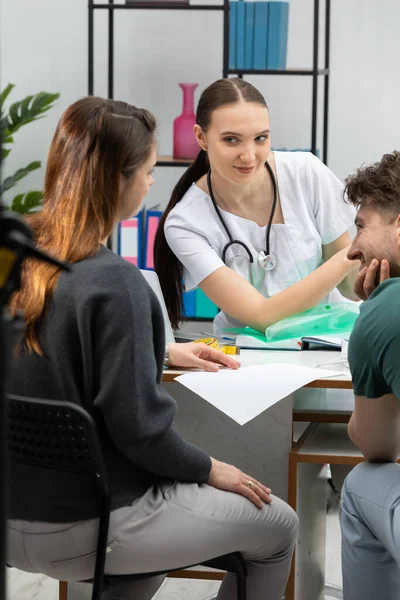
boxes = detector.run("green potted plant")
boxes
[0,84,60,214]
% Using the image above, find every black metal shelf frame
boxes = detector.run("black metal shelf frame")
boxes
[88,0,331,162]
[93,3,224,9]
[227,68,329,76]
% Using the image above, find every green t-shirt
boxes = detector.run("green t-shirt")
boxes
[349,279,400,399]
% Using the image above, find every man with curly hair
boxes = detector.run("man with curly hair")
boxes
[341,151,400,599]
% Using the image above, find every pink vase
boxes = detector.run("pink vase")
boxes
[173,83,199,159]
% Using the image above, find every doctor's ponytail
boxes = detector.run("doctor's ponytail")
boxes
[154,149,209,329]
[154,78,268,329]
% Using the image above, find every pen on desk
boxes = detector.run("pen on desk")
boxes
[237,347,299,351]
[201,331,236,342]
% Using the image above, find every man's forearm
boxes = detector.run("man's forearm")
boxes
[348,414,399,463]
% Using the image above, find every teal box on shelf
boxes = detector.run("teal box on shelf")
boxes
[236,0,246,70]
[267,1,289,69]
[182,288,218,319]
[253,2,268,70]
[195,288,219,319]
[228,1,238,70]
[244,2,255,70]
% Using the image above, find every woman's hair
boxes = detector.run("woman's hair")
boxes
[10,96,156,354]
[154,78,268,329]
[345,151,400,221]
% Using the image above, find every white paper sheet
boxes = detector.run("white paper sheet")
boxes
[176,363,344,425]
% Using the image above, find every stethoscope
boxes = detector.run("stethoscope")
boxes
[207,161,278,284]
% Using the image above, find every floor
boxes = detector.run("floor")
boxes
[6,485,343,600]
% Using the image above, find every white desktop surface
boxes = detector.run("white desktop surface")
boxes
[164,349,353,416]
[164,349,351,385]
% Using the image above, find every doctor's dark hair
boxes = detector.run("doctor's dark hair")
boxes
[10,96,156,354]
[345,151,400,221]
[154,78,268,329]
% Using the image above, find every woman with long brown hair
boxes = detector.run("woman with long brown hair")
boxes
[6,96,298,600]
[154,78,360,333]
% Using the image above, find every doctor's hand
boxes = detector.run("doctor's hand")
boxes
[208,458,272,509]
[167,342,240,372]
[354,259,390,301]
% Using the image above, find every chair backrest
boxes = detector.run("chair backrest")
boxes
[6,394,111,600]
[7,394,109,491]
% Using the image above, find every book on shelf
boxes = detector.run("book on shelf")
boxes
[228,1,237,69]
[228,0,289,71]
[244,1,255,69]
[236,0,246,70]
[118,210,144,268]
[267,1,289,69]
[143,209,162,270]
[253,2,268,70]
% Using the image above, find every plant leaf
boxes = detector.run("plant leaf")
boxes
[11,193,24,210]
[30,92,60,114]
[0,83,15,110]
[5,91,60,137]
[1,147,10,160]
[11,190,43,214]
[20,95,34,119]
[0,161,41,193]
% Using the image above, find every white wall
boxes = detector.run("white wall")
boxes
[1,0,400,209]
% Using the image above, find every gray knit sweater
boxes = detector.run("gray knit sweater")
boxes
[7,245,211,522]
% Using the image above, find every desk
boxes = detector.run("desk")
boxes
[163,351,352,497]
[163,349,352,389]
[164,349,353,423]
[163,350,354,600]
[162,350,299,499]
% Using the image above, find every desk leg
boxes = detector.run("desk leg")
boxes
[59,581,68,600]
[292,463,327,600]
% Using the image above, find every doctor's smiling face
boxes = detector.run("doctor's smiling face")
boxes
[194,101,271,186]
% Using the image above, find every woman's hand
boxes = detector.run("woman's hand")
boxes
[329,246,361,301]
[331,245,360,272]
[354,259,390,300]
[167,342,240,372]
[207,458,272,508]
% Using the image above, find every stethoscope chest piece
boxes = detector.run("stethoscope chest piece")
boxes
[258,250,276,271]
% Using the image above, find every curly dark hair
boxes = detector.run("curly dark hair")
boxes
[345,151,400,220]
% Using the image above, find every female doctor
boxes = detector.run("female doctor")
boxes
[154,78,359,333]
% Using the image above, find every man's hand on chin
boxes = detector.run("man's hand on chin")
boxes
[354,259,390,301]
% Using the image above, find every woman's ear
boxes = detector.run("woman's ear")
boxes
[119,174,127,196]
[193,124,207,151]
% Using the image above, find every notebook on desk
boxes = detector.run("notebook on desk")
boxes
[235,333,346,351]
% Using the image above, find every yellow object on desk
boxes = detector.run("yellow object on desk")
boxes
[193,337,240,355]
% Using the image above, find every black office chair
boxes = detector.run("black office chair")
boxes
[6,395,247,600]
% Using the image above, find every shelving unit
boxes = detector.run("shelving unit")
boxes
[88,0,331,164]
